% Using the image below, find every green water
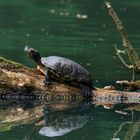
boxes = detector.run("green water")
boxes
[0,0,140,139]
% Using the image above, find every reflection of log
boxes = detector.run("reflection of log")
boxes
[0,57,140,105]
[0,100,47,132]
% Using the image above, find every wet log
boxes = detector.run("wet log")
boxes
[0,56,140,106]
[0,56,82,99]
[116,80,140,91]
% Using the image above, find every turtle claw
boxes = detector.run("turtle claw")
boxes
[84,90,91,98]
[43,80,50,86]
[43,79,50,86]
[83,90,91,98]
[81,86,92,98]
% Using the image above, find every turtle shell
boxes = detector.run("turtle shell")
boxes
[41,56,92,85]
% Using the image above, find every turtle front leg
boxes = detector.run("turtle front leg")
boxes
[44,69,51,86]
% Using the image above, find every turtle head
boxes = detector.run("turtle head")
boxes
[24,46,41,64]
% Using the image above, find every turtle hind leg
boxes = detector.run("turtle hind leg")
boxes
[81,85,92,98]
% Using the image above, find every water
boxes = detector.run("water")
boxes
[0,0,140,139]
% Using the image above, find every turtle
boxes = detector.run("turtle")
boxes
[24,46,93,97]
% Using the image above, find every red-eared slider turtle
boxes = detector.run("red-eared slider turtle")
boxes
[24,46,93,97]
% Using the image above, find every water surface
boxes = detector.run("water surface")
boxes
[0,0,140,140]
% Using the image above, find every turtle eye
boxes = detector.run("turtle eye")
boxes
[30,50,41,60]
[30,49,37,55]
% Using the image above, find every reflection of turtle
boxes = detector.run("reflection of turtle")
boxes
[37,109,89,137]
[24,46,93,97]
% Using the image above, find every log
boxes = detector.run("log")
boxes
[0,56,140,106]
[0,56,82,99]
[116,80,140,91]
